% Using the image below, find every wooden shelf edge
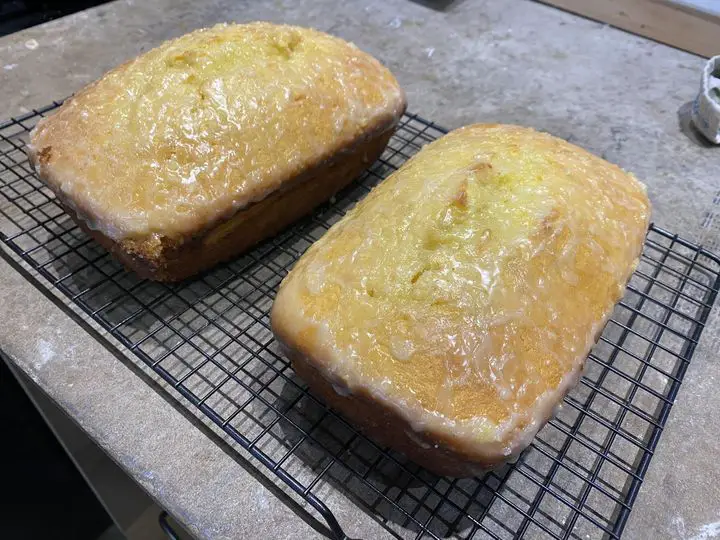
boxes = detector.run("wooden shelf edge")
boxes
[537,0,720,58]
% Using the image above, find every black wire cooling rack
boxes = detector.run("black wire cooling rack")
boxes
[2,103,719,540]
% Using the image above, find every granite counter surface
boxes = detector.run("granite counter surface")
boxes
[1,0,718,538]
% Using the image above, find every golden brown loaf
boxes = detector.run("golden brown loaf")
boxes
[271,124,651,477]
[27,22,406,280]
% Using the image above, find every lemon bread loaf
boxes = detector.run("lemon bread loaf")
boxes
[271,124,650,477]
[28,22,406,281]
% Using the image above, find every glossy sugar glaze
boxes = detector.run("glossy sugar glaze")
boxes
[29,22,405,241]
[273,124,650,452]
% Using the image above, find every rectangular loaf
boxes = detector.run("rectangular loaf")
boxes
[271,124,651,477]
[27,22,406,281]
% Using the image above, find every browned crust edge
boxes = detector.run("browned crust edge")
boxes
[31,123,399,281]
[276,260,642,477]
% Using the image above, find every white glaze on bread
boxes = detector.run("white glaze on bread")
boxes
[272,125,650,474]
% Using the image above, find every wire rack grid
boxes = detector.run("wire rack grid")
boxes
[1,103,719,540]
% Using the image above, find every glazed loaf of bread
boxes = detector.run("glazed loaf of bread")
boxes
[271,124,651,477]
[27,22,406,281]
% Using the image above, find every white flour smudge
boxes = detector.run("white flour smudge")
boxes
[673,516,687,538]
[254,485,270,510]
[35,339,56,369]
[25,39,39,50]
[3,64,17,70]
[388,17,402,29]
[688,521,720,540]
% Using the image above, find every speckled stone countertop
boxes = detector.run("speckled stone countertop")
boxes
[1,1,719,538]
